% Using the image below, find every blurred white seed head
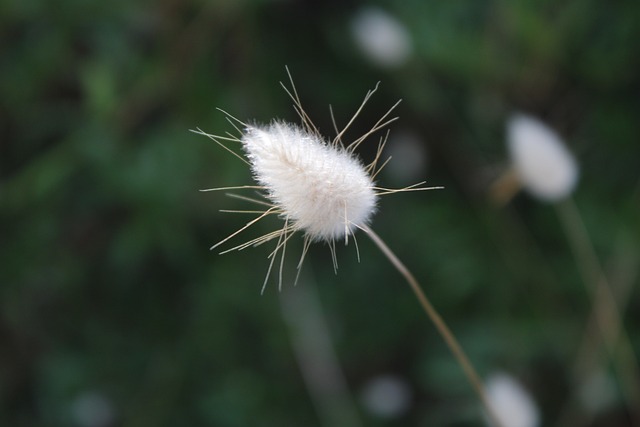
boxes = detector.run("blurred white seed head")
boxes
[351,6,412,68]
[70,391,116,427]
[384,129,428,184]
[485,372,540,427]
[360,374,412,418]
[507,113,578,202]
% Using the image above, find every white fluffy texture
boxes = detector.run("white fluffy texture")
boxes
[485,372,540,427]
[242,121,377,242]
[351,7,412,68]
[508,114,578,202]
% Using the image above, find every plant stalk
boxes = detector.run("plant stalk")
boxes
[363,225,503,427]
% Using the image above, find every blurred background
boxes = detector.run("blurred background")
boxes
[1,0,639,426]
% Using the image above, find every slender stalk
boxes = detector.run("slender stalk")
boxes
[556,198,640,425]
[280,279,362,427]
[362,224,504,427]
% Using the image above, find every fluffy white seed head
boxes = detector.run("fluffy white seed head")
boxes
[242,121,377,242]
[485,372,540,427]
[193,70,440,290]
[507,114,579,202]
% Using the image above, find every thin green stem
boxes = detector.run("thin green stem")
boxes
[362,225,504,427]
[556,198,640,425]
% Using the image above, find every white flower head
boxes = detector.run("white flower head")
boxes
[507,113,579,202]
[351,6,413,68]
[485,372,540,427]
[194,69,435,292]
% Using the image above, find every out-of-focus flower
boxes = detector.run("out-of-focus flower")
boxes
[360,374,412,418]
[578,368,617,414]
[385,130,428,184]
[507,114,578,202]
[351,7,412,68]
[485,372,540,427]
[70,391,116,427]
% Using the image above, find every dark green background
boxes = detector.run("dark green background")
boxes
[2,0,639,426]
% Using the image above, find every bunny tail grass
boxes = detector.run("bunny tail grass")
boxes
[361,224,504,427]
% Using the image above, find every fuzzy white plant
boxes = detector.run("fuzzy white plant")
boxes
[242,121,377,243]
[193,69,429,291]
[485,372,540,427]
[194,69,504,427]
[507,114,578,202]
[350,6,413,68]
[502,114,640,420]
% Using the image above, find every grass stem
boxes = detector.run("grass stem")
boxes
[362,224,504,427]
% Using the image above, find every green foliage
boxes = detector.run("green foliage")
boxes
[1,0,639,426]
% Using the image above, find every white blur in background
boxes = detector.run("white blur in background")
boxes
[507,113,579,202]
[578,368,617,415]
[70,390,116,427]
[360,374,412,419]
[485,372,540,427]
[350,6,413,68]
[384,129,428,185]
